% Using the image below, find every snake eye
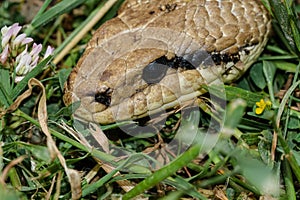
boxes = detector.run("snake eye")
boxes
[142,55,197,84]
[95,87,112,106]
[142,62,169,84]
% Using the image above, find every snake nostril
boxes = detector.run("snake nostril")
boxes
[95,88,112,106]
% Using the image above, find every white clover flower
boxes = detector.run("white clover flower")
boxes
[0,45,9,64]
[15,52,32,75]
[44,46,54,59]
[12,33,26,48]
[13,33,33,50]
[30,55,39,68]
[0,23,54,83]
[10,23,22,38]
[15,46,31,75]
[1,25,8,36]
[1,29,12,48]
[15,44,42,77]
[30,43,42,60]
[1,23,22,48]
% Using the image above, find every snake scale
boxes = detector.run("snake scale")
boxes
[63,0,271,124]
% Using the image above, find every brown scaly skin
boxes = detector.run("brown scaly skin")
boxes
[64,0,271,124]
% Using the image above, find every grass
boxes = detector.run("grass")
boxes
[0,0,300,199]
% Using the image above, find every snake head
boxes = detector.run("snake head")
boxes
[63,0,271,124]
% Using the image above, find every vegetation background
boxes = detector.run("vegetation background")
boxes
[0,0,300,199]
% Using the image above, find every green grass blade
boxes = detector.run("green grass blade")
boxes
[158,191,184,200]
[269,0,297,53]
[0,83,11,107]
[53,0,123,60]
[269,0,300,54]
[263,60,277,105]
[0,68,13,107]
[207,85,265,107]
[164,176,207,199]
[31,0,53,22]
[53,1,106,56]
[122,144,202,200]
[283,160,296,200]
[25,0,86,34]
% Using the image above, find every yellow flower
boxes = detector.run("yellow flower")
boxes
[255,99,272,115]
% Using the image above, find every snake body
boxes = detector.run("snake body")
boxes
[63,0,271,124]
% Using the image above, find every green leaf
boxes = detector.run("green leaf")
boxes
[290,16,300,52]
[52,101,80,119]
[240,132,262,146]
[24,144,52,163]
[287,111,300,129]
[269,0,297,53]
[224,99,247,129]
[273,60,297,72]
[58,68,72,91]
[164,176,205,199]
[269,0,300,54]
[233,150,280,196]
[258,131,273,166]
[0,185,21,200]
[249,63,267,89]
[209,85,265,107]
[292,150,300,166]
[263,61,277,85]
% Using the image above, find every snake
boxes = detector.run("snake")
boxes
[63,0,271,124]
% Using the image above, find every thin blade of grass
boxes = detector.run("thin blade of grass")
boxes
[25,0,86,34]
[82,154,151,197]
[283,160,297,200]
[0,69,13,107]
[275,79,300,183]
[164,176,207,199]
[207,85,265,107]
[53,0,122,64]
[30,0,53,22]
[269,0,300,54]
[263,60,277,105]
[122,144,202,199]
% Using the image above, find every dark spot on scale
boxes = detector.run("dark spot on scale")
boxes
[155,55,195,70]
[95,88,112,107]
[173,56,196,70]
[239,43,258,56]
[149,10,155,15]
[232,54,240,63]
[211,52,240,65]
[100,70,113,82]
[211,54,222,65]
[221,54,231,63]
[244,49,250,55]
[159,3,177,12]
